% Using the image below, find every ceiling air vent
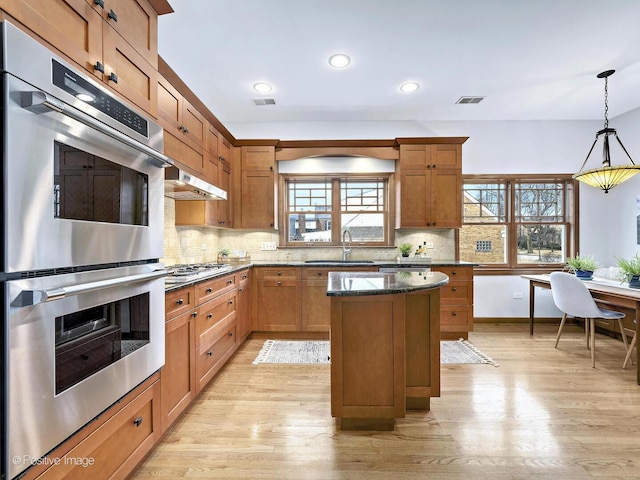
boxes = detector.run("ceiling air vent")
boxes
[253,98,276,106]
[456,96,485,104]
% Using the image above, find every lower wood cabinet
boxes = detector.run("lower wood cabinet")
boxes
[21,374,161,480]
[301,267,376,331]
[433,266,474,340]
[256,267,301,331]
[237,269,252,340]
[162,308,196,432]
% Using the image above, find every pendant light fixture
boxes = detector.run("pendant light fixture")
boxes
[573,69,640,193]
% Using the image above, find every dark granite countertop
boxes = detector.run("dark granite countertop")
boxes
[164,260,473,292]
[326,271,449,297]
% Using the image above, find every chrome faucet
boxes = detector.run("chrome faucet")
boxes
[342,230,352,261]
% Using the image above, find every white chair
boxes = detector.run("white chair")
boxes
[623,319,637,369]
[550,272,628,368]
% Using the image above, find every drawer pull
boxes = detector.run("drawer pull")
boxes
[277,281,282,286]
[206,288,213,293]
[192,312,198,317]
[452,271,457,275]
[228,300,233,305]
[452,287,457,292]
[239,287,244,292]
[177,299,184,305]
[207,313,213,319]
[227,280,233,285]
[133,416,143,427]
[317,272,322,276]
[452,312,457,316]
[207,351,213,356]
[277,271,282,276]
[228,332,233,337]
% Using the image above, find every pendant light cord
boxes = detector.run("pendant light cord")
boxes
[603,75,609,129]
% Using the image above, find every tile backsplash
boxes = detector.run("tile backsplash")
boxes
[163,198,456,265]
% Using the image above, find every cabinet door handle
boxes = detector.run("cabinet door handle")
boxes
[133,416,143,427]
[107,9,118,22]
[227,280,233,285]
[277,281,282,286]
[207,313,213,319]
[207,351,213,356]
[452,287,457,292]
[228,332,233,337]
[239,287,244,292]
[219,221,225,226]
[192,312,198,317]
[452,312,457,316]
[317,272,322,276]
[108,72,118,84]
[228,300,233,305]
[177,299,184,305]
[206,288,213,293]
[94,61,105,74]
[452,271,457,275]
[94,0,104,8]
[432,164,436,168]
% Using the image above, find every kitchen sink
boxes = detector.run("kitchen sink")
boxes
[304,260,375,264]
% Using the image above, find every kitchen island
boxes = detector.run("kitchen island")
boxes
[327,270,449,430]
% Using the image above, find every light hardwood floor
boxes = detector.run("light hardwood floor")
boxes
[132,324,640,479]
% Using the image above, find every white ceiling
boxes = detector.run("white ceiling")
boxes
[158,0,640,130]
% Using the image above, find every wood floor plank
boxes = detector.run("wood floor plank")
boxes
[131,324,640,479]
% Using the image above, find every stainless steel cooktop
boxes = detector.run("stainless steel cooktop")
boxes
[165,263,232,284]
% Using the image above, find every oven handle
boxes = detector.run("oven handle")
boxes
[20,91,174,169]
[19,269,168,306]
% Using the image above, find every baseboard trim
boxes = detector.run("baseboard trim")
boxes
[474,317,565,324]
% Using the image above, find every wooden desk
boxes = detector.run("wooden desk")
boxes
[524,274,640,384]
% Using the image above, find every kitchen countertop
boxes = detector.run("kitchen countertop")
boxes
[326,270,449,297]
[164,260,474,292]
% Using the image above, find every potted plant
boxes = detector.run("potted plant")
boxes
[398,243,413,258]
[566,254,599,279]
[616,253,640,288]
[217,248,230,263]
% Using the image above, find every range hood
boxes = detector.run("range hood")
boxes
[164,166,227,200]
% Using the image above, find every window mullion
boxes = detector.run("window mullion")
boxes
[331,179,340,245]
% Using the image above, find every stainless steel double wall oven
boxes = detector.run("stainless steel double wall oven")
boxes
[1,21,169,479]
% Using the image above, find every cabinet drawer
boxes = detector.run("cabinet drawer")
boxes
[196,274,236,304]
[303,268,331,279]
[258,267,300,281]
[37,379,160,480]
[432,266,472,281]
[165,285,195,319]
[440,305,470,330]
[439,283,471,304]
[237,269,250,285]
[196,290,237,345]
[197,324,236,389]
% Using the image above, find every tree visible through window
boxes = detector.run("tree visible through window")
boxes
[460,176,576,269]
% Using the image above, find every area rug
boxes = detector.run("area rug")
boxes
[252,339,498,366]
[441,339,499,366]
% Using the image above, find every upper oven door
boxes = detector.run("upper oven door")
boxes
[3,72,166,272]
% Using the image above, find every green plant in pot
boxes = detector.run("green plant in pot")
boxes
[398,243,413,258]
[566,254,599,279]
[616,253,640,288]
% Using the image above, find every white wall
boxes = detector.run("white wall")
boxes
[227,117,618,319]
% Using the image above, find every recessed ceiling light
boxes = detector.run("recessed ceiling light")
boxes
[400,82,420,94]
[328,53,351,69]
[253,82,272,93]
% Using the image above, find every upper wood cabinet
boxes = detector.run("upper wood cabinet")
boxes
[235,146,276,229]
[204,123,220,185]
[89,0,159,68]
[1,0,160,116]
[396,143,462,229]
[157,75,206,174]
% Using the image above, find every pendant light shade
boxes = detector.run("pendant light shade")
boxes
[573,70,640,193]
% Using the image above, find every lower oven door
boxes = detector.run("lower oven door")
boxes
[6,264,165,479]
